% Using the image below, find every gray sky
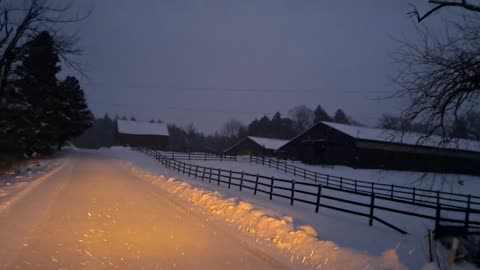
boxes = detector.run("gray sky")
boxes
[70,0,441,133]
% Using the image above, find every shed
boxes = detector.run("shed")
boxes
[116,120,169,149]
[224,136,288,156]
[278,121,480,175]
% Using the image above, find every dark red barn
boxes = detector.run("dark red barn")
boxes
[116,120,169,149]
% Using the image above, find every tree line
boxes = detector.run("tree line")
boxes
[74,105,359,152]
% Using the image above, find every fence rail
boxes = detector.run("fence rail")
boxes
[153,151,237,161]
[139,148,480,236]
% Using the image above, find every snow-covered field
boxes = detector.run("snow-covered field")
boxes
[108,147,479,270]
[189,156,480,195]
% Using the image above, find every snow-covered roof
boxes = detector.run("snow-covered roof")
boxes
[247,136,289,150]
[224,136,289,153]
[117,120,169,136]
[321,121,480,152]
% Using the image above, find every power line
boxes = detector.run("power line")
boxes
[85,83,394,95]
[88,100,389,121]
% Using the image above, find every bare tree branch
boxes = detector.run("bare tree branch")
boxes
[409,0,480,22]
[393,16,480,143]
[0,0,91,94]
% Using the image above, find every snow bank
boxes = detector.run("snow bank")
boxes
[124,162,406,270]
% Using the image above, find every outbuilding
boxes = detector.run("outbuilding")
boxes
[277,121,480,175]
[116,120,169,149]
[224,136,288,156]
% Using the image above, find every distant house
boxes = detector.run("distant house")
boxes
[224,136,288,156]
[277,121,480,175]
[116,120,169,149]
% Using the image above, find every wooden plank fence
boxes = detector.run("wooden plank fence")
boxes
[139,148,480,236]
[251,156,480,212]
[152,151,236,161]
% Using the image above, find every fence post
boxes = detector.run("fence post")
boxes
[201,167,206,181]
[391,185,394,199]
[413,187,416,203]
[188,164,191,177]
[254,174,259,195]
[194,166,198,179]
[304,170,306,180]
[446,238,459,270]
[217,169,221,185]
[369,193,375,226]
[269,177,274,200]
[326,175,329,186]
[209,168,212,183]
[239,172,244,191]
[340,177,343,189]
[354,180,357,192]
[291,180,295,206]
[314,173,317,183]
[315,184,322,213]
[228,171,232,188]
[435,205,441,233]
[465,195,471,232]
[428,229,434,263]
[435,198,441,237]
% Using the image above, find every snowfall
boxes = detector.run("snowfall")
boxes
[0,147,478,269]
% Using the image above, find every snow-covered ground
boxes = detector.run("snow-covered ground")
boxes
[0,157,63,214]
[180,155,479,236]
[2,147,476,269]
[1,149,308,270]
[108,147,479,270]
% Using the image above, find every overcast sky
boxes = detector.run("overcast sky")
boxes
[70,0,442,133]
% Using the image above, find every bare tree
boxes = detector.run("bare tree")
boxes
[393,15,480,142]
[0,0,90,94]
[288,105,314,132]
[409,1,480,22]
[221,118,244,138]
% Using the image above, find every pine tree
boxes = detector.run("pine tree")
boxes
[14,31,61,155]
[314,105,332,123]
[333,109,350,124]
[56,76,93,149]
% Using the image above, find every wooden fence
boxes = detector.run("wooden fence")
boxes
[139,148,480,236]
[251,156,480,212]
[154,151,236,161]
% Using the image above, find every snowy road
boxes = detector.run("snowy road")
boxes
[0,151,295,270]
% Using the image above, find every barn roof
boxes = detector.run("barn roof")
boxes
[321,122,480,152]
[224,136,288,153]
[279,121,480,153]
[248,136,289,150]
[117,120,169,136]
